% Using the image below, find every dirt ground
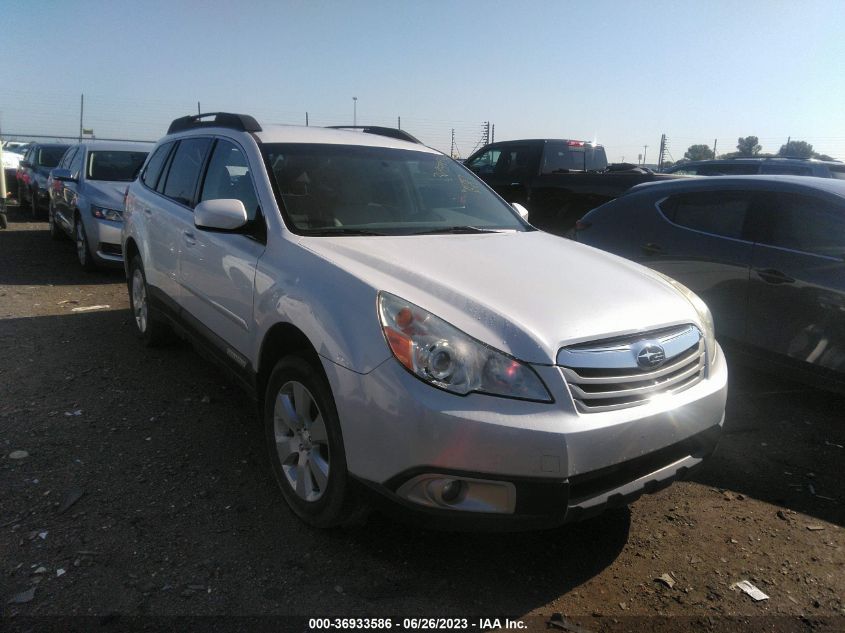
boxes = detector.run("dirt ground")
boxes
[1,203,843,632]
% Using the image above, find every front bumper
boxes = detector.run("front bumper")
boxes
[321,343,728,526]
[91,217,124,265]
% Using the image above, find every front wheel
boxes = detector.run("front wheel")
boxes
[30,188,41,218]
[75,218,96,271]
[128,255,170,347]
[48,204,64,241]
[264,356,363,528]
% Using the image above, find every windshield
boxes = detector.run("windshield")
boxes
[263,144,530,236]
[87,150,149,181]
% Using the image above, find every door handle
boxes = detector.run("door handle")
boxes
[756,268,794,285]
[183,230,196,246]
[641,242,662,256]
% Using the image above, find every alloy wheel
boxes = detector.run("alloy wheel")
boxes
[131,268,148,333]
[272,381,331,502]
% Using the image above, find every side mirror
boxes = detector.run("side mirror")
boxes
[50,168,74,182]
[512,202,529,221]
[194,199,248,231]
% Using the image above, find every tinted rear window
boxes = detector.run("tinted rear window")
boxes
[828,166,845,180]
[659,191,751,239]
[542,142,607,173]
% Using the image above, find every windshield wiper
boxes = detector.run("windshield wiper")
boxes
[412,226,502,235]
[303,228,387,236]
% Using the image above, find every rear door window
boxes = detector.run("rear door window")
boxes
[696,163,759,176]
[142,142,174,190]
[659,191,751,239]
[759,164,812,176]
[827,166,845,180]
[747,192,845,258]
[495,145,538,179]
[161,138,212,207]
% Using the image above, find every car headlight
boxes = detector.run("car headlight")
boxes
[654,272,717,366]
[378,292,552,402]
[91,205,123,222]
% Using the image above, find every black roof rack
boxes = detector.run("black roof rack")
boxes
[327,125,421,144]
[167,112,262,135]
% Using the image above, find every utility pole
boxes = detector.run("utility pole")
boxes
[397,116,401,130]
[305,112,309,126]
[658,134,667,171]
[79,94,84,141]
[352,97,357,126]
[450,128,456,158]
[491,124,495,144]
[713,138,718,159]
[197,101,201,115]
[481,121,490,146]
[642,145,648,166]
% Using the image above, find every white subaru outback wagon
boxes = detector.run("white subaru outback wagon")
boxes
[122,113,727,529]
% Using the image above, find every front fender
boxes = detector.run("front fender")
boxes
[252,240,391,375]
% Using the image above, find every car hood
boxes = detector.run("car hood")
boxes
[299,230,701,364]
[2,151,22,169]
[83,181,129,209]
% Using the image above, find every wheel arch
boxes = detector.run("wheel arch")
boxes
[257,322,324,406]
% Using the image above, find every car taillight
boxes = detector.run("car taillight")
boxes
[567,141,585,147]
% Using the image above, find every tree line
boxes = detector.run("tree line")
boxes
[669,136,835,165]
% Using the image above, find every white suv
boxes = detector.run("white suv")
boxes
[123,113,728,529]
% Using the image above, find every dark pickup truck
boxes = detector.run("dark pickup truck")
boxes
[463,139,680,235]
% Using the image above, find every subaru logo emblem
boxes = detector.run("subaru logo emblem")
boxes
[637,343,666,369]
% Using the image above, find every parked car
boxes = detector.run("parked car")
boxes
[463,139,681,235]
[1,144,23,201]
[123,112,727,529]
[48,141,150,270]
[17,143,70,216]
[575,176,845,390]
[665,157,845,179]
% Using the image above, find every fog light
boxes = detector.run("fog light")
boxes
[440,479,464,504]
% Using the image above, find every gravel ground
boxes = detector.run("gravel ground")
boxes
[1,203,843,632]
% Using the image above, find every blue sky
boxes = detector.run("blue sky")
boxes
[4,0,844,162]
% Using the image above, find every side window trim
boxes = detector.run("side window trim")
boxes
[654,193,755,245]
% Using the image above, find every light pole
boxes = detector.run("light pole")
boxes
[353,97,357,126]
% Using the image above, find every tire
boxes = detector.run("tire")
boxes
[18,184,29,209]
[128,255,170,347]
[75,217,97,271]
[264,356,363,528]
[48,203,64,241]
[30,188,41,218]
